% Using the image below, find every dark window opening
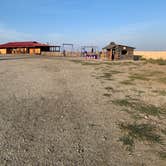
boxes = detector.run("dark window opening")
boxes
[122,50,127,55]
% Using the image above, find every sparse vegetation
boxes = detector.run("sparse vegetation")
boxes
[129,73,150,81]
[113,99,134,107]
[121,123,162,143]
[120,80,134,85]
[97,72,113,81]
[70,59,102,65]
[119,135,134,151]
[96,69,122,81]
[153,90,166,96]
[135,104,165,117]
[81,62,102,66]
[103,93,112,97]
[120,108,132,113]
[146,59,166,65]
[105,87,114,91]
[128,70,165,84]
[158,77,166,84]
[119,122,162,151]
[107,70,122,74]
[83,58,166,161]
[0,56,166,165]
[158,151,166,160]
[103,62,122,66]
[161,129,166,136]
[113,99,165,117]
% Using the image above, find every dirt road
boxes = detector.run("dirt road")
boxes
[0,56,165,165]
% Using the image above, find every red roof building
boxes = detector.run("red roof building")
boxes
[0,41,60,55]
[0,41,48,48]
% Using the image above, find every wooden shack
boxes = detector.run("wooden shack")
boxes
[103,42,135,60]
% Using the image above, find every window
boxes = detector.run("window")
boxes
[122,50,128,55]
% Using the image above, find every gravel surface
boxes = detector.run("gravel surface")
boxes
[0,56,165,166]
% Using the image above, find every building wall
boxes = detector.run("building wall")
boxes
[121,49,134,60]
[41,52,62,56]
[127,49,134,55]
[41,52,80,57]
[134,51,166,60]
[11,48,27,54]
[0,49,7,54]
[29,48,41,55]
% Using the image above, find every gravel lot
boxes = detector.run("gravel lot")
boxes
[0,56,165,165]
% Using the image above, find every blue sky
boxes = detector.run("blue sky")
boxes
[0,0,166,50]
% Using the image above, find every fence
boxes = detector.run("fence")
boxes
[41,52,81,57]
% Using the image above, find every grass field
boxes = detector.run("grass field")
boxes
[0,56,165,165]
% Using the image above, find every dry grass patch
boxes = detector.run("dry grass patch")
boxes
[153,90,166,96]
[113,99,165,117]
[70,59,102,66]
[119,122,162,151]
[146,59,166,65]
[95,69,123,81]
[81,62,102,66]
[158,77,166,84]
[129,73,150,81]
[103,93,112,97]
[161,129,166,136]
[158,151,166,160]
[120,80,134,85]
[128,70,165,84]
[105,87,114,91]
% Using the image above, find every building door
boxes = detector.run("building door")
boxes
[7,48,12,54]
[112,49,115,60]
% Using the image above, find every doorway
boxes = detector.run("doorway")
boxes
[112,49,115,60]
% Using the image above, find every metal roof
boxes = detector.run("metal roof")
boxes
[0,41,49,48]
[103,42,135,50]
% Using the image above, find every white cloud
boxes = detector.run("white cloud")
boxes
[79,21,166,50]
[0,21,166,50]
[0,25,34,43]
[0,24,64,45]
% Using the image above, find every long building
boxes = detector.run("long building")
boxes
[0,41,60,55]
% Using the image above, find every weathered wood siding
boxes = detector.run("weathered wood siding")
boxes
[134,51,166,60]
[127,49,134,55]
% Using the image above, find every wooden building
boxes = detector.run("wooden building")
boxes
[0,41,60,55]
[102,42,135,60]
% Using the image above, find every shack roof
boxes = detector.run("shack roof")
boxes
[103,42,135,50]
[0,41,49,48]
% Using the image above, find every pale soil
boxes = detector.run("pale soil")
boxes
[0,56,165,166]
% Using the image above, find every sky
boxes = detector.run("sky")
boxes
[0,0,166,50]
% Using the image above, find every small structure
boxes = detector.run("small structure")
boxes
[81,46,99,59]
[103,42,135,60]
[0,41,60,55]
[62,43,74,56]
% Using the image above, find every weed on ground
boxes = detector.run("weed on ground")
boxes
[129,73,150,81]
[158,77,166,84]
[119,122,162,151]
[158,151,166,160]
[146,59,166,65]
[120,80,134,85]
[153,90,166,96]
[113,99,165,117]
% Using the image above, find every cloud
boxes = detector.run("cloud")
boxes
[0,24,65,45]
[0,24,34,43]
[80,21,166,50]
[1,20,166,50]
